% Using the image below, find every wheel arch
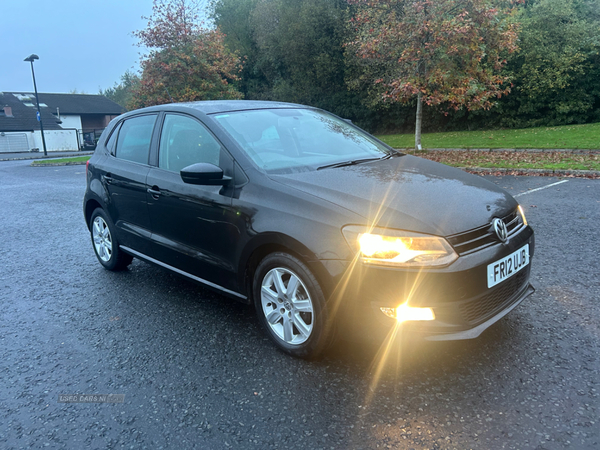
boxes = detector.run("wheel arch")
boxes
[84,199,103,230]
[239,233,335,304]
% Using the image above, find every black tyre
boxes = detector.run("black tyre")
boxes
[89,208,133,271]
[253,252,332,358]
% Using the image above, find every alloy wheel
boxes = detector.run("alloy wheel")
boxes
[260,267,314,345]
[92,216,113,262]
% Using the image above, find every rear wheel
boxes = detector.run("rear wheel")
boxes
[253,252,331,358]
[90,208,133,271]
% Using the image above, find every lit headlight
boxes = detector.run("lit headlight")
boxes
[342,226,458,267]
[517,205,528,226]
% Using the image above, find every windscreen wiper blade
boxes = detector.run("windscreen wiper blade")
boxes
[381,149,405,159]
[316,157,383,171]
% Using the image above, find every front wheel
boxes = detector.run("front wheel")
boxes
[253,252,332,359]
[90,208,133,271]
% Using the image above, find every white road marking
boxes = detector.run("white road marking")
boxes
[514,180,569,198]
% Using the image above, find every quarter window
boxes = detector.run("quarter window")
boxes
[105,123,121,155]
[114,114,157,165]
[159,114,222,173]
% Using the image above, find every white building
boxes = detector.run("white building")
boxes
[0,92,124,153]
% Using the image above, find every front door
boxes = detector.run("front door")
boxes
[146,113,239,291]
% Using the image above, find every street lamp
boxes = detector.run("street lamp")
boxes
[24,54,47,156]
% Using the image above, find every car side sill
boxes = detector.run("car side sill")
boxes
[120,246,247,301]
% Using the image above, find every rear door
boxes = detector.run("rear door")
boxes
[99,113,158,253]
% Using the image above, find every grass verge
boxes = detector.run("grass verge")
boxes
[31,156,91,165]
[377,122,600,149]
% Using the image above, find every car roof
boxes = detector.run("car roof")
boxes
[162,100,308,115]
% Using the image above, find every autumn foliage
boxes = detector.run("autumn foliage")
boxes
[130,0,243,109]
[107,0,600,132]
[348,0,519,109]
[347,0,520,146]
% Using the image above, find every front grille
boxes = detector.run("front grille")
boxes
[458,269,529,325]
[447,209,525,255]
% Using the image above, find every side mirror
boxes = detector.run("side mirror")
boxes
[180,163,232,185]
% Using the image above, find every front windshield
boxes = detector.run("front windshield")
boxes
[211,108,393,173]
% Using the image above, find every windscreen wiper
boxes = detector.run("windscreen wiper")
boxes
[316,152,401,170]
[382,149,404,159]
[317,157,381,170]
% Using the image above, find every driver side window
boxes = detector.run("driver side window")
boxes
[159,114,222,173]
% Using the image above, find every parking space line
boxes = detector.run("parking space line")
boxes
[514,180,569,197]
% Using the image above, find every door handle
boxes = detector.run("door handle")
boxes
[147,187,161,197]
[103,174,114,184]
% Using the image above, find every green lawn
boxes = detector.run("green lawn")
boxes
[376,122,600,149]
[31,156,91,165]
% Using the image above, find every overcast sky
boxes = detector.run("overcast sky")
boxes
[1,0,210,95]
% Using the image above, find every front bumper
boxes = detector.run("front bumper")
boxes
[424,283,535,341]
[326,226,535,341]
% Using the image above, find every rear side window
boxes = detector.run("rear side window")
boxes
[115,114,157,165]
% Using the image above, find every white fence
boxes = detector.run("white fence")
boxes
[29,130,79,152]
[0,133,29,153]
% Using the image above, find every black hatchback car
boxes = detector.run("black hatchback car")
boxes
[83,100,534,358]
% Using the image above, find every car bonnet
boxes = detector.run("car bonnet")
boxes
[269,155,518,237]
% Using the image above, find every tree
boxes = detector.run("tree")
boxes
[250,0,350,106]
[212,0,369,121]
[99,71,141,110]
[130,0,243,108]
[210,0,263,98]
[347,0,519,149]
[499,0,600,127]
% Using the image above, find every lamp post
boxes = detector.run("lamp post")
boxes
[24,54,47,156]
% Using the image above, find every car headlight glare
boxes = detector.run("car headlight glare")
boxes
[380,304,435,322]
[517,205,528,227]
[343,226,458,267]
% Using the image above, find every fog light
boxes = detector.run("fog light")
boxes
[380,304,435,322]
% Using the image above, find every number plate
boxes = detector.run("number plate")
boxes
[487,244,530,288]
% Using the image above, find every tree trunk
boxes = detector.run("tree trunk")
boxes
[415,92,423,151]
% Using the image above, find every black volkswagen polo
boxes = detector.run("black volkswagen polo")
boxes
[83,100,534,358]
